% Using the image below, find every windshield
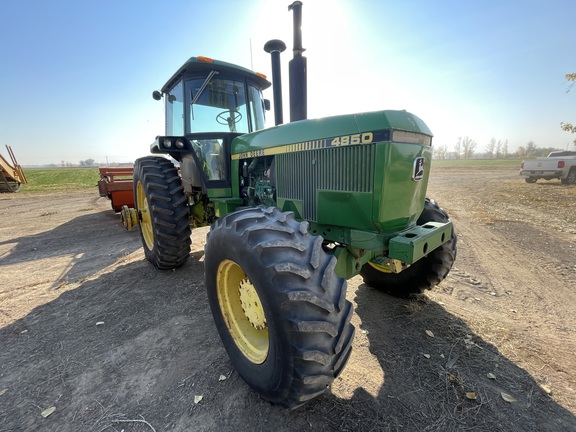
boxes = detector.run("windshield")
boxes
[186,77,247,133]
[184,77,266,134]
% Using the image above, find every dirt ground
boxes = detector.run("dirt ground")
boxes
[1,164,575,432]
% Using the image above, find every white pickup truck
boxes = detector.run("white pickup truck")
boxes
[520,151,576,184]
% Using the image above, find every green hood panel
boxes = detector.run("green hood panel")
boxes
[231,109,433,234]
[231,110,432,156]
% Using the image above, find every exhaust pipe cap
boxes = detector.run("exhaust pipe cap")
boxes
[264,39,287,54]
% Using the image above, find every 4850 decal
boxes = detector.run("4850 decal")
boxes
[330,132,374,147]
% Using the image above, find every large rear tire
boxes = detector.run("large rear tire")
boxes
[133,156,191,269]
[360,198,457,297]
[204,206,355,409]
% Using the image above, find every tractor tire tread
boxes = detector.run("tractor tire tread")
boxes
[205,206,354,409]
[134,156,191,269]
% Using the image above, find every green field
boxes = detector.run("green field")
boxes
[18,167,100,192]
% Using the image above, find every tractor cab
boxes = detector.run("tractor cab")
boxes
[150,56,271,189]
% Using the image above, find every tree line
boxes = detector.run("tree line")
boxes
[433,138,571,160]
[59,159,96,167]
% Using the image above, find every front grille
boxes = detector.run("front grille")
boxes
[276,145,375,220]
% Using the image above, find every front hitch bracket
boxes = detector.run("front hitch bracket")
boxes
[388,221,453,264]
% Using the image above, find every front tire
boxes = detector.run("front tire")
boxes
[204,207,355,409]
[360,198,457,297]
[133,156,191,269]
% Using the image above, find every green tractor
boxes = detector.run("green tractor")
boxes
[124,2,456,409]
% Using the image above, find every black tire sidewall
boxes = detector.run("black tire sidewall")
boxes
[567,168,576,184]
[133,156,191,269]
[205,229,293,402]
[360,198,456,296]
[205,207,355,407]
[133,158,157,259]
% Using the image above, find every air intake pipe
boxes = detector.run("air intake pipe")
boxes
[263,39,287,126]
[288,1,307,122]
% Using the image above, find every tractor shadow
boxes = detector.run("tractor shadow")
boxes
[0,251,219,432]
[0,210,141,288]
[310,284,576,432]
[2,252,575,431]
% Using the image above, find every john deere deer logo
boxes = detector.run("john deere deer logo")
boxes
[413,157,425,181]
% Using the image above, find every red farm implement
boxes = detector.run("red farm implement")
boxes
[97,166,134,212]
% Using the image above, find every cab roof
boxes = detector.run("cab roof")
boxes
[161,56,271,94]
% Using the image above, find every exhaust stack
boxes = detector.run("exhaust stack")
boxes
[288,1,307,122]
[264,39,287,126]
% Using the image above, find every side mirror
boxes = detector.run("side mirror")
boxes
[152,90,162,101]
[263,99,271,111]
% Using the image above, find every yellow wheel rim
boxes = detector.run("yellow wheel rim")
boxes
[136,181,154,250]
[368,261,393,273]
[216,259,269,364]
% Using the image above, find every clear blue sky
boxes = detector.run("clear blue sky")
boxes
[1,0,575,165]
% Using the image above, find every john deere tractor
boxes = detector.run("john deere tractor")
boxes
[124,2,456,409]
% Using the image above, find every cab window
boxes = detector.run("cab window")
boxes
[190,138,226,180]
[186,78,249,134]
[166,81,184,135]
[248,84,266,131]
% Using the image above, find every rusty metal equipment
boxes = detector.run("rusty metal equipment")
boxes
[0,145,27,193]
[97,166,135,211]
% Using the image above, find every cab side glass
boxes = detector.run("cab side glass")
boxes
[248,85,266,131]
[166,81,184,136]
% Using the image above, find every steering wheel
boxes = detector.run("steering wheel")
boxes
[216,110,242,125]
